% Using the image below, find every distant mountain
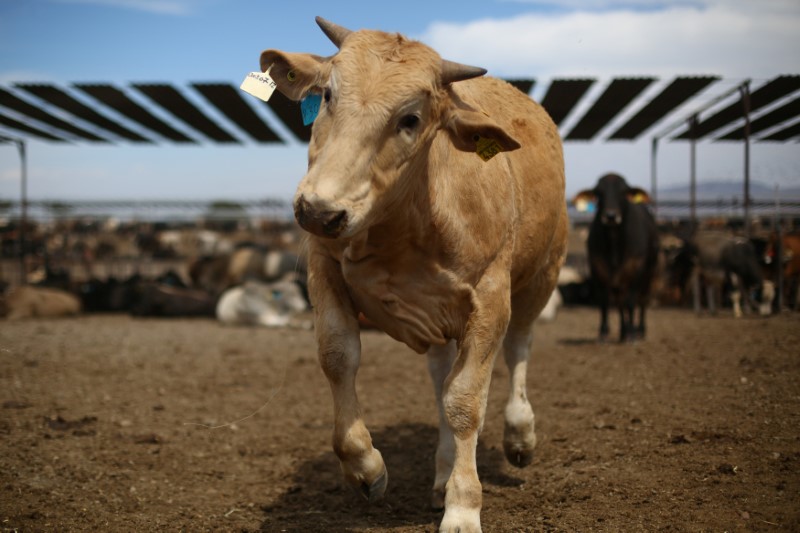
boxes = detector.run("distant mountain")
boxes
[657,180,800,200]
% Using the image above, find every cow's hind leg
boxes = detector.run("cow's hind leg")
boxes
[501,281,546,468]
[427,341,457,510]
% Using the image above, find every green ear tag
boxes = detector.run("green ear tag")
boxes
[475,136,502,162]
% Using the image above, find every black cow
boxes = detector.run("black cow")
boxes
[687,230,774,317]
[574,173,660,342]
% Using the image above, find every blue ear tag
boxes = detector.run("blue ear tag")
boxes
[300,94,322,126]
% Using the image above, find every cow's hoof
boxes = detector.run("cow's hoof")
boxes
[503,439,536,468]
[439,506,482,532]
[503,404,537,468]
[353,467,388,503]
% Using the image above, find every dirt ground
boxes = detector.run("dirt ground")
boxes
[1,306,798,532]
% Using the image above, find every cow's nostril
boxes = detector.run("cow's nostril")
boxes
[322,210,348,235]
[293,196,348,238]
[294,196,310,224]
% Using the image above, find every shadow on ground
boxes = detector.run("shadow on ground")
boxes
[258,422,523,532]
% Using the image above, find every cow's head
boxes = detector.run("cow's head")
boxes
[260,17,521,239]
[573,173,650,227]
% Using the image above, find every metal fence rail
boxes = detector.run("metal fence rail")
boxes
[1,197,799,224]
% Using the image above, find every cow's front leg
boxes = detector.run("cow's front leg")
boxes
[439,271,510,533]
[597,284,610,341]
[311,254,387,503]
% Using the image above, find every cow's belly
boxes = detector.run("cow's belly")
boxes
[341,257,472,354]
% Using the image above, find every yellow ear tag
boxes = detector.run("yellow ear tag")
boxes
[475,135,502,162]
[631,192,647,204]
[240,65,277,102]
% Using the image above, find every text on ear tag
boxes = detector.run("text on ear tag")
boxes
[240,67,277,102]
[475,135,503,162]
[301,93,322,126]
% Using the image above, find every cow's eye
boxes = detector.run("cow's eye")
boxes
[323,87,332,103]
[398,114,420,132]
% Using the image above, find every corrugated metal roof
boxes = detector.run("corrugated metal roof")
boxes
[133,84,239,143]
[565,77,655,140]
[609,76,719,140]
[717,96,800,141]
[761,119,800,142]
[674,75,800,140]
[74,83,195,143]
[15,83,151,143]
[0,111,68,142]
[192,83,283,143]
[0,87,108,142]
[539,78,595,126]
[1,76,798,145]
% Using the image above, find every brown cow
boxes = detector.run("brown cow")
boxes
[767,231,800,310]
[260,17,567,531]
[0,285,81,320]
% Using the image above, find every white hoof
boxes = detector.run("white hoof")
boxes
[439,506,482,533]
[503,402,537,467]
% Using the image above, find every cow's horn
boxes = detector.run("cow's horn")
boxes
[441,60,487,85]
[316,16,352,49]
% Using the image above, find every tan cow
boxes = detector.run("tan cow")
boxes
[1,285,81,320]
[260,17,567,532]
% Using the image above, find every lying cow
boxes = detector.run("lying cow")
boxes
[259,17,568,531]
[129,283,217,318]
[0,285,81,320]
[189,246,306,297]
[536,265,583,322]
[216,279,309,328]
[689,230,774,317]
[574,173,660,342]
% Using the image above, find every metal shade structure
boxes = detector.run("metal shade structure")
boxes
[1,75,798,145]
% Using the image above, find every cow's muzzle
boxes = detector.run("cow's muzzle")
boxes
[294,195,348,239]
[601,210,622,226]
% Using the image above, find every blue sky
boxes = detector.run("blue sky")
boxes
[1,0,799,203]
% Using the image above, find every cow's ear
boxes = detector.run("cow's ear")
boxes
[627,188,651,204]
[259,50,328,101]
[443,107,521,156]
[573,189,597,213]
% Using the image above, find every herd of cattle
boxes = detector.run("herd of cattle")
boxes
[0,212,797,329]
[0,220,312,326]
[0,209,797,327]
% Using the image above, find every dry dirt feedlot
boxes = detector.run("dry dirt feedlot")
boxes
[1,307,798,532]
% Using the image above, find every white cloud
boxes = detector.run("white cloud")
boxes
[419,2,800,79]
[51,0,196,16]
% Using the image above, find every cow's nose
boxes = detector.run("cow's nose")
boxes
[601,210,621,226]
[294,195,349,238]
